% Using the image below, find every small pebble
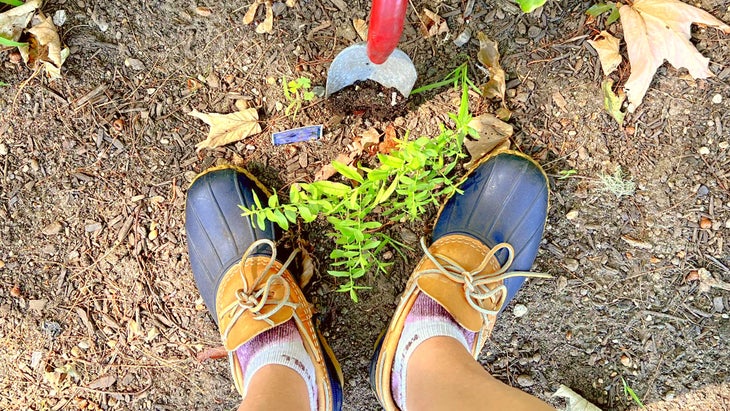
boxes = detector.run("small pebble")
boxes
[712,94,722,104]
[517,374,535,387]
[699,217,712,229]
[312,86,325,98]
[698,146,710,155]
[565,209,579,220]
[53,10,67,26]
[697,185,709,197]
[453,28,472,47]
[513,304,528,317]
[712,297,724,313]
[564,258,579,272]
[620,354,632,367]
[0,143,7,156]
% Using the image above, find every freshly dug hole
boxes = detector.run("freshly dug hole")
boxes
[327,79,408,121]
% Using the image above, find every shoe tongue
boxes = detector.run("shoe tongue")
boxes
[415,234,502,332]
[216,256,295,351]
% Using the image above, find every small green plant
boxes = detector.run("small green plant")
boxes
[621,377,645,408]
[557,169,578,180]
[0,0,24,6]
[243,67,477,301]
[587,3,621,25]
[283,76,315,118]
[599,166,635,198]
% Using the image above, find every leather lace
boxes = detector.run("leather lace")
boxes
[417,237,551,321]
[219,239,299,342]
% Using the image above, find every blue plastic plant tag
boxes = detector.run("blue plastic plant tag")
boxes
[272,125,323,146]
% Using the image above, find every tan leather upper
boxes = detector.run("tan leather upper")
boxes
[373,234,504,410]
[216,255,339,411]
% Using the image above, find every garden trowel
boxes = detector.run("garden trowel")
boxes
[325,0,417,98]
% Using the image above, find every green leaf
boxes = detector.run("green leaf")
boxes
[0,81,8,87]
[332,161,364,183]
[256,213,266,230]
[601,79,625,125]
[328,270,352,278]
[268,193,278,208]
[0,0,24,6]
[513,0,547,13]
[586,3,613,16]
[606,6,620,24]
[313,181,352,198]
[298,205,315,222]
[378,154,405,169]
[303,91,315,101]
[272,209,289,230]
[0,36,27,47]
[284,208,297,223]
[252,191,262,209]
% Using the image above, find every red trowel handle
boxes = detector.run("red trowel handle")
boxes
[367,0,407,64]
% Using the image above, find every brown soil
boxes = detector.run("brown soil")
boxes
[1,0,729,410]
[327,80,409,120]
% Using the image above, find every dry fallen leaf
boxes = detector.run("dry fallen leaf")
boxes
[465,113,512,169]
[0,0,40,49]
[419,9,448,38]
[87,375,116,390]
[18,15,70,80]
[195,6,212,17]
[476,32,510,116]
[379,124,398,154]
[314,128,381,180]
[190,108,262,151]
[587,31,622,76]
[619,0,730,111]
[353,18,368,41]
[255,2,274,34]
[243,0,263,25]
[298,240,315,288]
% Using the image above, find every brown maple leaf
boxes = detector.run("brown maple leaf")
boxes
[619,0,730,110]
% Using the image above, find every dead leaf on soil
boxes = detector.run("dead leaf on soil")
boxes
[256,2,274,34]
[587,31,622,76]
[190,108,262,151]
[353,18,368,41]
[196,345,228,362]
[476,32,510,116]
[18,15,69,80]
[243,0,263,25]
[298,240,315,288]
[419,9,448,38]
[0,0,40,50]
[87,375,116,390]
[378,124,398,154]
[601,79,626,125]
[619,0,730,111]
[314,128,380,181]
[465,113,512,169]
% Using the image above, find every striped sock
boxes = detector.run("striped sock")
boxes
[236,320,317,410]
[391,293,476,410]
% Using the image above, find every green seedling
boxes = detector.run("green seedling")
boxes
[557,169,578,180]
[587,2,621,25]
[243,66,478,301]
[621,377,645,408]
[0,0,25,6]
[283,76,315,118]
[599,166,635,198]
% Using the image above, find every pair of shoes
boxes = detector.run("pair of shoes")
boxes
[184,152,549,410]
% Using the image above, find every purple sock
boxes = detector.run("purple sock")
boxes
[235,320,317,410]
[391,293,476,409]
